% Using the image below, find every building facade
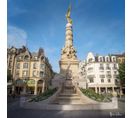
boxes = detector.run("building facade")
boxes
[79,52,120,95]
[111,53,125,64]
[7,46,54,95]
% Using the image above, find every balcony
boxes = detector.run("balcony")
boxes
[113,67,117,70]
[106,74,112,78]
[113,74,118,78]
[99,67,104,70]
[106,67,111,70]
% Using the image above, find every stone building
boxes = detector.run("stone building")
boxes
[111,53,125,64]
[7,46,54,95]
[79,52,120,95]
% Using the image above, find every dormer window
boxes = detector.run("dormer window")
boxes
[88,58,93,62]
[24,55,29,61]
[112,56,116,62]
[106,57,110,62]
[99,57,103,62]
[34,56,38,60]
[17,56,22,61]
[41,56,44,61]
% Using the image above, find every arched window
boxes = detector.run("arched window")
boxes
[106,57,110,62]
[24,55,29,61]
[99,57,103,62]
[112,56,116,62]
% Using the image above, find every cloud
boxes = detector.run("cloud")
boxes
[7,26,27,48]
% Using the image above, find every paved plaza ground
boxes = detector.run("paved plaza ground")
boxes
[7,96,125,118]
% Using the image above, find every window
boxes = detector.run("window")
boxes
[33,63,37,69]
[23,63,28,69]
[112,57,116,62]
[24,55,29,61]
[16,63,20,69]
[88,67,93,71]
[113,64,117,69]
[40,64,45,70]
[40,71,44,78]
[18,56,22,60]
[114,74,117,78]
[114,71,117,74]
[100,64,103,67]
[107,71,111,75]
[90,78,94,83]
[22,70,28,77]
[99,75,105,78]
[108,79,111,83]
[114,71,117,78]
[106,74,112,78]
[19,56,22,59]
[32,71,36,77]
[106,64,111,70]
[99,64,104,70]
[106,57,110,62]
[115,79,119,84]
[34,56,38,60]
[99,57,103,62]
[101,78,104,83]
[88,58,93,62]
[87,75,94,83]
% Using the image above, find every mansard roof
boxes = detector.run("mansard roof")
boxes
[86,52,117,63]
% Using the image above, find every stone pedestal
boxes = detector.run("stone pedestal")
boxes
[59,59,79,79]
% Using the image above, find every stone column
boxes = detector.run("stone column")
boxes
[112,87,115,93]
[34,80,38,95]
[99,87,101,94]
[95,87,97,93]
[42,81,45,93]
[105,87,108,93]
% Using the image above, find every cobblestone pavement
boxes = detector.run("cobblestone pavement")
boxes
[7,98,125,118]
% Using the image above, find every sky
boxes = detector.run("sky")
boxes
[7,0,125,72]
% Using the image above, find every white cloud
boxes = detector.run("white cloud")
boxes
[7,26,27,48]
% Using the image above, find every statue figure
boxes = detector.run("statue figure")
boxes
[66,4,73,24]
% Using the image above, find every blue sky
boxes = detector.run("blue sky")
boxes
[7,0,125,72]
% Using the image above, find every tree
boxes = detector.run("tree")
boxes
[117,62,125,97]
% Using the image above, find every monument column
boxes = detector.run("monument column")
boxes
[59,5,79,79]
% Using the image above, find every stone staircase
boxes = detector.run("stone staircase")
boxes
[51,79,86,104]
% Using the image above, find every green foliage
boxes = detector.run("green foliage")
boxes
[80,88,112,102]
[29,88,57,102]
[117,62,125,86]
